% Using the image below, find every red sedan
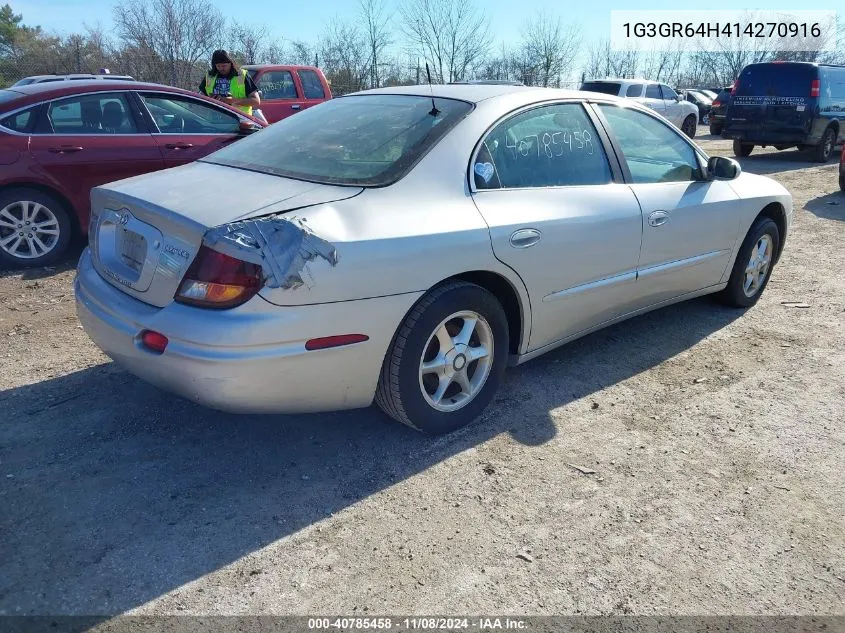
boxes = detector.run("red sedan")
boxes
[0,80,264,267]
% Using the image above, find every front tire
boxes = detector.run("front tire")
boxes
[0,188,72,268]
[733,140,754,157]
[719,217,780,308]
[375,281,509,435]
[681,115,697,138]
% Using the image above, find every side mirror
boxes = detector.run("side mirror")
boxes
[707,156,741,180]
[238,120,261,135]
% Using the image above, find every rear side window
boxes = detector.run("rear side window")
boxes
[298,70,326,99]
[46,93,138,134]
[821,66,845,101]
[474,103,612,190]
[625,84,644,97]
[256,70,298,99]
[0,106,38,132]
[645,84,661,99]
[736,63,817,98]
[580,81,621,96]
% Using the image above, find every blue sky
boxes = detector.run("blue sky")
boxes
[11,0,843,52]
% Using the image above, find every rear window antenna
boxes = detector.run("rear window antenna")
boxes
[425,63,439,116]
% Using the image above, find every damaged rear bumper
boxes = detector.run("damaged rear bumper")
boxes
[75,249,422,414]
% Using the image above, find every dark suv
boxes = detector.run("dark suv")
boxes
[723,61,845,161]
[708,86,733,135]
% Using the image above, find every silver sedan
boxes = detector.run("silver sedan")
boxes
[75,84,793,434]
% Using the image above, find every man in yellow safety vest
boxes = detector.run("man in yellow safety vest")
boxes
[199,49,260,116]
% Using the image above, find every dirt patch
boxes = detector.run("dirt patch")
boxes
[1,131,843,616]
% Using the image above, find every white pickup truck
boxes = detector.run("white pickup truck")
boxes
[580,78,700,138]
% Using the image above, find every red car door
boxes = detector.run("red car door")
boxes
[28,91,165,228]
[295,68,330,112]
[252,68,306,123]
[135,91,244,167]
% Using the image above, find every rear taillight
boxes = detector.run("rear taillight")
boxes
[811,79,820,97]
[712,100,721,107]
[175,246,262,309]
[730,81,737,95]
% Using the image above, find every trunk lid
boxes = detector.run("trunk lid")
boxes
[88,161,362,307]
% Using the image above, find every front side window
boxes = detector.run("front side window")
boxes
[203,94,473,186]
[140,93,240,134]
[46,93,138,134]
[645,84,662,99]
[473,103,612,190]
[257,71,298,100]
[661,85,678,100]
[598,104,701,183]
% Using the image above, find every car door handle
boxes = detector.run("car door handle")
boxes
[164,143,194,150]
[291,104,301,110]
[48,146,84,153]
[510,228,541,248]
[648,210,670,227]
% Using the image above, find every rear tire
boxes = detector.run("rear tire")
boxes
[839,170,845,192]
[0,188,73,268]
[719,217,780,308]
[811,127,836,163]
[709,123,723,136]
[681,115,696,138]
[375,281,509,435]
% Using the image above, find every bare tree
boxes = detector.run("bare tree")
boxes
[113,0,224,88]
[399,0,492,83]
[583,39,639,80]
[639,43,685,84]
[230,20,269,65]
[360,0,392,88]
[320,18,370,94]
[287,39,315,66]
[520,11,581,87]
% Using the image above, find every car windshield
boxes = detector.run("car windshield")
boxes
[202,94,474,186]
[580,81,621,96]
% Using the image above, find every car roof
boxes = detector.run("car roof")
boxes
[343,83,615,104]
[1,80,199,109]
[584,78,659,84]
[243,64,322,72]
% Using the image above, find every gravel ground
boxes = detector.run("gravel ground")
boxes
[1,128,844,617]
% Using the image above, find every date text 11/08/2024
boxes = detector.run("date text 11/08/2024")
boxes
[308,618,528,630]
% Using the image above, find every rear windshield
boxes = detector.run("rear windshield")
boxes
[202,94,474,186]
[580,81,621,96]
[0,89,23,104]
[736,63,817,98]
